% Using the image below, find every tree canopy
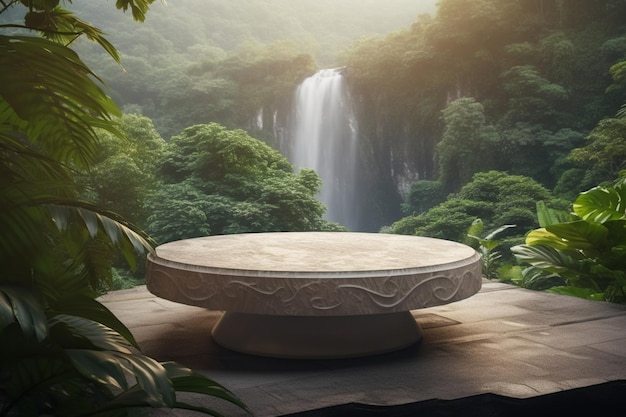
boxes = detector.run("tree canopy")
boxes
[389,171,568,243]
[147,123,339,243]
[343,0,626,199]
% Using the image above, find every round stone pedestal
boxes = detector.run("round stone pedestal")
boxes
[146,232,482,358]
[211,311,422,359]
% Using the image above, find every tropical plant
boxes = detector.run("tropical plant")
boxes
[466,219,515,279]
[512,174,626,303]
[1,1,247,415]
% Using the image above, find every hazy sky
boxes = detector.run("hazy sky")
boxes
[141,0,440,64]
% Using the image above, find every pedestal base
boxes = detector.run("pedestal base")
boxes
[211,311,422,359]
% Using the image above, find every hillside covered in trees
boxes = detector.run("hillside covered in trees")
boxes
[342,0,626,197]
[61,0,438,137]
[2,0,624,298]
[4,0,623,231]
[58,0,625,201]
[36,0,621,227]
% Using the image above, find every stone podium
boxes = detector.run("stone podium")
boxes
[146,232,482,358]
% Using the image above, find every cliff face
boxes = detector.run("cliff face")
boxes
[263,76,445,231]
[346,79,447,228]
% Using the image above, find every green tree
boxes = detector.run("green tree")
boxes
[156,63,238,137]
[456,171,564,231]
[498,124,585,187]
[423,0,520,98]
[82,114,167,289]
[390,198,494,241]
[0,1,246,415]
[437,98,499,192]
[606,60,626,98]
[148,123,336,242]
[390,171,566,245]
[85,114,166,227]
[500,65,569,128]
[537,31,576,85]
[568,107,626,186]
[401,180,446,215]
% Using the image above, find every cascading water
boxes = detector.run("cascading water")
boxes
[288,68,361,230]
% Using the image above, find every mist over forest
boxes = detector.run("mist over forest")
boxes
[75,0,438,66]
[2,0,625,299]
[39,0,625,233]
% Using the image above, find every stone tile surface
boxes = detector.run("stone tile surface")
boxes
[100,281,626,417]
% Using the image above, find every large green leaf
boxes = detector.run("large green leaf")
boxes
[50,295,139,348]
[545,220,608,250]
[0,35,121,169]
[511,243,579,274]
[524,227,570,250]
[525,220,608,251]
[536,200,572,227]
[520,265,565,290]
[48,314,132,354]
[574,184,626,223]
[121,353,175,407]
[65,349,129,391]
[0,286,48,342]
[163,362,250,416]
[465,218,484,238]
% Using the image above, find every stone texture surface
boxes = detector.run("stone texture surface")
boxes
[99,281,626,417]
[146,232,482,315]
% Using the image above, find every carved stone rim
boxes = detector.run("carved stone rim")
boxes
[149,232,481,279]
[147,250,482,280]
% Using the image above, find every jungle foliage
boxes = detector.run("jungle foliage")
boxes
[55,0,436,139]
[342,0,626,195]
[512,173,626,303]
[0,1,247,415]
[47,0,625,302]
[351,0,626,302]
[146,123,341,243]
[389,171,569,243]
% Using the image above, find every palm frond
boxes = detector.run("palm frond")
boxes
[511,243,579,274]
[164,362,250,413]
[47,201,156,256]
[49,295,139,348]
[49,314,133,354]
[0,35,121,169]
[0,285,48,342]
[35,6,122,63]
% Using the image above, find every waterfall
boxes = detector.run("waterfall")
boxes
[288,68,361,230]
